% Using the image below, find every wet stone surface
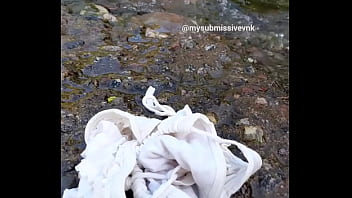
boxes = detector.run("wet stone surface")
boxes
[61,0,288,197]
[82,56,121,77]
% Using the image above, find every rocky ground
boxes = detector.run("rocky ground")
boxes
[61,0,288,197]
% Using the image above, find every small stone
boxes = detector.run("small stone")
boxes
[93,4,109,14]
[255,97,268,105]
[205,44,216,51]
[182,39,195,49]
[244,65,255,74]
[237,118,250,125]
[248,57,254,63]
[206,113,217,124]
[263,160,272,170]
[197,67,207,75]
[101,46,122,52]
[80,4,117,23]
[279,148,287,155]
[138,12,187,33]
[145,27,168,39]
[140,78,148,83]
[244,126,264,143]
[233,94,241,99]
[219,54,231,63]
[102,13,117,22]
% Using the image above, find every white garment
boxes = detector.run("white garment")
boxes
[62,86,262,198]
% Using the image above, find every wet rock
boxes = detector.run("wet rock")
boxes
[64,40,85,49]
[128,34,150,43]
[137,12,188,33]
[80,3,117,23]
[145,27,169,39]
[255,97,268,105]
[101,45,122,51]
[205,44,216,51]
[82,56,121,77]
[244,65,255,74]
[244,126,264,143]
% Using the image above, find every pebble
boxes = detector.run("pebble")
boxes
[244,65,255,74]
[263,160,273,170]
[197,67,207,75]
[255,97,268,105]
[101,46,122,52]
[145,27,169,39]
[244,126,264,143]
[237,118,250,125]
[80,4,117,23]
[233,94,241,99]
[219,54,231,63]
[204,44,216,51]
[182,39,195,49]
[206,113,217,124]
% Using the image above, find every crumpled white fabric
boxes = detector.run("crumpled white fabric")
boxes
[62,86,262,198]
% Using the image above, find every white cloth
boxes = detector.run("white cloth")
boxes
[62,86,262,198]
